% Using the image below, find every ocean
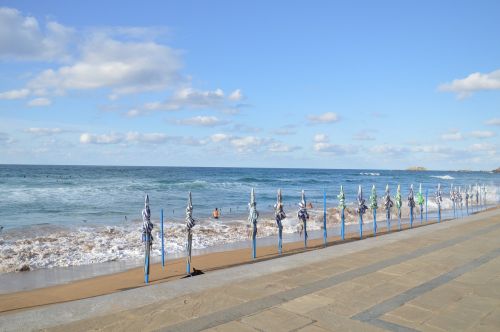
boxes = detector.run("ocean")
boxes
[0,164,499,275]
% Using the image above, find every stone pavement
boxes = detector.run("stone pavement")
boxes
[1,208,499,332]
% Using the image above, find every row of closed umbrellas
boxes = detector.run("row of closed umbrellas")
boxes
[140,182,489,283]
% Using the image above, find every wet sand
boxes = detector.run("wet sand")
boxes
[0,215,452,314]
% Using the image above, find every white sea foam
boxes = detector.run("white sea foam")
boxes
[1,185,497,274]
[0,210,329,273]
[430,175,455,180]
[360,172,380,176]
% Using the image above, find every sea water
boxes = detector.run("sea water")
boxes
[0,164,498,276]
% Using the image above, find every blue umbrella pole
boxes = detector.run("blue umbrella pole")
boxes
[359,214,363,239]
[323,190,327,247]
[304,220,308,248]
[410,206,413,229]
[161,209,165,268]
[386,210,391,232]
[398,209,402,230]
[278,227,283,255]
[420,205,423,223]
[373,209,377,236]
[425,189,428,222]
[341,208,345,240]
[144,234,150,284]
[252,225,256,259]
[186,232,192,275]
[438,206,441,223]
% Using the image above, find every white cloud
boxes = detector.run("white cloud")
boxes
[25,127,63,135]
[80,133,123,144]
[0,7,74,61]
[467,143,496,152]
[125,132,169,144]
[129,87,243,116]
[210,133,230,142]
[470,130,496,139]
[268,142,301,153]
[313,142,353,154]
[313,133,328,143]
[411,145,449,154]
[485,118,500,126]
[439,69,500,98]
[0,88,30,100]
[370,145,409,155]
[441,130,463,141]
[27,97,51,107]
[26,35,183,98]
[79,131,203,146]
[230,136,263,152]
[228,89,243,101]
[176,116,226,126]
[308,112,339,124]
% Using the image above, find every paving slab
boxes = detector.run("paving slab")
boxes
[1,208,499,332]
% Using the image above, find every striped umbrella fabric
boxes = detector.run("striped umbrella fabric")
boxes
[186,191,196,274]
[142,194,153,283]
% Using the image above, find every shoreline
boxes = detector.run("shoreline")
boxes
[0,204,463,292]
[2,206,497,314]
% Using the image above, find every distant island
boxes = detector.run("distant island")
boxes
[493,167,500,173]
[407,166,427,171]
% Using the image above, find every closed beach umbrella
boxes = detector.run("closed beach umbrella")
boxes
[369,185,378,236]
[408,184,416,228]
[186,191,196,274]
[395,185,402,230]
[356,185,368,239]
[142,194,153,284]
[416,184,425,223]
[458,186,464,218]
[465,185,470,215]
[248,188,259,259]
[338,185,346,240]
[274,189,286,255]
[384,184,394,232]
[450,184,456,218]
[297,190,309,248]
[436,183,443,222]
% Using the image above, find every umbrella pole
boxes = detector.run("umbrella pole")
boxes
[278,226,282,255]
[373,208,377,237]
[425,189,428,222]
[438,205,441,223]
[144,234,150,284]
[410,206,413,229]
[341,207,345,240]
[161,209,165,268]
[304,219,308,248]
[398,209,401,230]
[323,190,327,247]
[386,209,390,233]
[186,231,192,275]
[359,213,363,239]
[252,224,256,259]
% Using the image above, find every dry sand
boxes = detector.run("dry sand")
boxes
[0,217,446,314]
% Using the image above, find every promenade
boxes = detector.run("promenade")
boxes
[1,208,499,332]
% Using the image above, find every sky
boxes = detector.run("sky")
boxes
[0,0,499,170]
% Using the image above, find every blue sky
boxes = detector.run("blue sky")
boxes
[0,0,499,170]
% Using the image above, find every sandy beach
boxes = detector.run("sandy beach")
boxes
[0,215,445,314]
